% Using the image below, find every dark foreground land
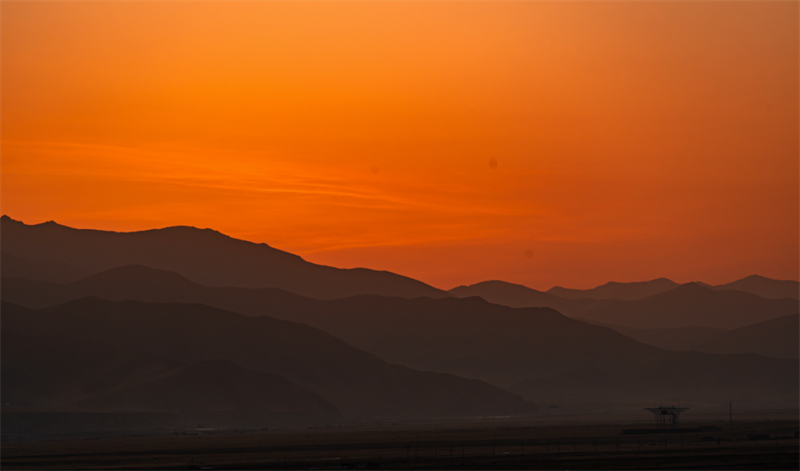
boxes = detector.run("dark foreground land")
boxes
[2,414,798,470]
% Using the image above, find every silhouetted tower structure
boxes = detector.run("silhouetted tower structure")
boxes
[645,406,689,428]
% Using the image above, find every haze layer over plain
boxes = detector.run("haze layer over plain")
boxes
[2,1,798,289]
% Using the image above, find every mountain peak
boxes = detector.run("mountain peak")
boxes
[669,282,714,295]
[1,215,24,225]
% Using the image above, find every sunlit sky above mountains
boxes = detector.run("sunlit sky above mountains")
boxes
[2,1,797,289]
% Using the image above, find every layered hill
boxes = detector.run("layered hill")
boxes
[576,283,798,329]
[0,251,92,284]
[449,280,602,317]
[1,298,537,422]
[698,314,798,359]
[582,315,799,360]
[0,216,446,299]
[547,278,680,301]
[2,326,341,432]
[546,276,799,301]
[579,322,728,353]
[448,279,796,329]
[5,267,796,406]
[708,275,800,300]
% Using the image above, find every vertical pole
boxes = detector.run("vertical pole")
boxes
[729,403,733,427]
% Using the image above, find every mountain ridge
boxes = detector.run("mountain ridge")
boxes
[0,216,447,300]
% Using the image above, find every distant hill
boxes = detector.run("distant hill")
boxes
[449,280,602,317]
[0,216,447,300]
[584,315,799,360]
[710,275,799,300]
[5,268,796,406]
[2,326,341,433]
[547,275,799,301]
[447,278,797,329]
[700,314,799,359]
[1,251,93,284]
[579,322,728,352]
[1,298,537,421]
[2,265,319,312]
[547,278,680,300]
[577,282,798,329]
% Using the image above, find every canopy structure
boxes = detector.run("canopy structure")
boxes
[645,406,689,428]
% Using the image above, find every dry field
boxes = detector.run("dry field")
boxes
[3,408,798,470]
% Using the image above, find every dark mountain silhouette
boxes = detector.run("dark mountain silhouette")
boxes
[576,282,798,329]
[0,216,447,299]
[700,314,799,359]
[4,268,796,406]
[2,268,661,386]
[578,321,728,353]
[440,278,797,330]
[710,274,800,300]
[2,326,340,432]
[547,278,680,300]
[1,265,319,312]
[582,315,799,360]
[1,299,537,420]
[1,251,93,284]
[449,280,604,317]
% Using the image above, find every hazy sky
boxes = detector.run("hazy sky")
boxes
[2,1,797,289]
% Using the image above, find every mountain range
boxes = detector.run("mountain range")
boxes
[1,216,797,436]
[3,264,796,407]
[449,280,797,329]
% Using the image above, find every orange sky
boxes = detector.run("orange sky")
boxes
[2,1,798,290]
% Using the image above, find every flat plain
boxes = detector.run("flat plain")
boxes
[3,409,797,470]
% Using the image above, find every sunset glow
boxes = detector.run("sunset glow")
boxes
[2,1,798,289]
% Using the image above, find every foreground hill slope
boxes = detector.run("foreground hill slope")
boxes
[1,299,537,420]
[2,326,341,432]
[5,267,796,406]
[0,216,446,299]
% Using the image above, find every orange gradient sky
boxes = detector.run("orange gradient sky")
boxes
[2,1,798,289]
